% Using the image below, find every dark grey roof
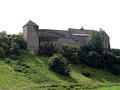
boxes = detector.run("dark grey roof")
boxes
[68,28,94,35]
[23,20,38,27]
[39,29,72,38]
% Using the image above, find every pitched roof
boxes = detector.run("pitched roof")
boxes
[39,29,72,38]
[23,20,38,27]
[68,28,94,35]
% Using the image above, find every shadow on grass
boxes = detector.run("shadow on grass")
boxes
[54,72,77,83]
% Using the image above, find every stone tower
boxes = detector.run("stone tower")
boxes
[23,20,39,53]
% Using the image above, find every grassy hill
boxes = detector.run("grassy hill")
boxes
[0,50,120,90]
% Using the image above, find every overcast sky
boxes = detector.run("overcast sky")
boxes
[0,0,120,49]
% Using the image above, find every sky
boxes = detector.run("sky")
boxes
[0,0,120,49]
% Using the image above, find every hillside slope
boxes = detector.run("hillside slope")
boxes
[0,50,120,90]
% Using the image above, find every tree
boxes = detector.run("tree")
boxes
[10,42,20,55]
[86,31,103,54]
[0,47,5,57]
[9,34,27,49]
[48,54,70,76]
[59,44,79,64]
[111,49,120,56]
[38,42,56,56]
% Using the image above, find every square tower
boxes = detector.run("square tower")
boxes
[23,20,39,53]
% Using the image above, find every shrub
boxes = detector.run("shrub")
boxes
[10,42,20,55]
[103,52,116,70]
[48,54,70,76]
[111,49,120,56]
[0,47,5,57]
[6,60,30,73]
[38,42,57,56]
[4,58,12,64]
[81,51,103,68]
[82,69,91,77]
[109,65,120,75]
[59,44,79,64]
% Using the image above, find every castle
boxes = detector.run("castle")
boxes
[23,20,110,53]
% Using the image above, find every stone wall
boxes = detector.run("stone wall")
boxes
[23,25,39,53]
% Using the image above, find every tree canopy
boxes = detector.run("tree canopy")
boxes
[86,31,103,53]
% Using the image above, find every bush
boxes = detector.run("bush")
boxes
[4,58,12,64]
[109,65,120,75]
[9,34,27,49]
[111,49,120,56]
[12,61,30,72]
[59,44,79,64]
[0,47,5,57]
[103,52,116,70]
[81,51,103,68]
[10,43,20,55]
[48,54,70,76]
[38,42,56,56]
[82,69,91,77]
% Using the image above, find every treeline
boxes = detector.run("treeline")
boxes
[38,31,120,76]
[0,31,26,57]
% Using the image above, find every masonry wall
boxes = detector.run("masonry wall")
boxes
[23,25,39,53]
[73,35,88,47]
[99,31,110,52]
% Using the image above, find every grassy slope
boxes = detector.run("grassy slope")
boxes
[0,50,120,90]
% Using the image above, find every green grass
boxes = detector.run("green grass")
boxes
[96,86,120,90]
[0,50,120,90]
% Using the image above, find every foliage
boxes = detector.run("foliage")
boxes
[86,31,103,54]
[10,34,27,49]
[38,42,57,56]
[10,42,20,55]
[111,48,120,56]
[0,31,26,57]
[1,51,120,89]
[102,53,114,69]
[82,69,91,77]
[79,50,103,68]
[102,52,120,75]
[59,44,79,64]
[0,47,5,57]
[86,51,103,68]
[48,54,70,76]
[4,57,30,73]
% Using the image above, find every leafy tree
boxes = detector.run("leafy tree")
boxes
[38,42,56,56]
[9,34,27,49]
[0,47,5,57]
[48,54,70,76]
[86,31,103,54]
[103,52,117,71]
[59,44,79,64]
[10,42,20,55]
[111,49,120,56]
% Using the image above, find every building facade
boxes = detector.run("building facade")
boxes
[23,20,110,53]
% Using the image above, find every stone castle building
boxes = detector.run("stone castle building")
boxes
[23,20,110,53]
